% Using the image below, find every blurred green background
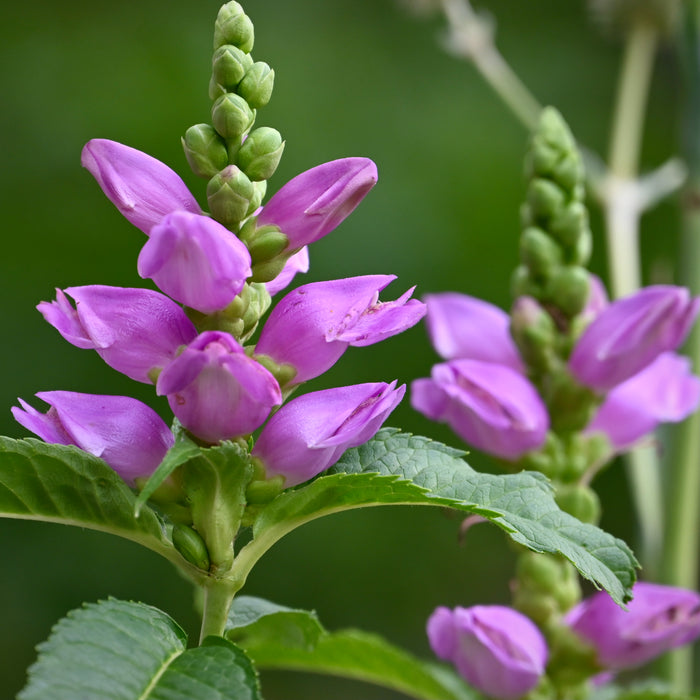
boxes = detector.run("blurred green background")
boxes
[0,0,686,697]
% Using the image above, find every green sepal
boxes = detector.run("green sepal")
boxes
[237,62,275,110]
[213,1,254,53]
[237,126,284,181]
[239,282,272,340]
[212,44,253,89]
[212,93,255,140]
[182,124,229,179]
[207,165,254,226]
[172,523,211,571]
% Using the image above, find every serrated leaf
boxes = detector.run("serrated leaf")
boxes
[20,599,261,700]
[234,430,636,605]
[0,437,174,559]
[226,596,479,700]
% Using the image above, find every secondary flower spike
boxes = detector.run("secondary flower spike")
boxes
[569,285,700,392]
[427,605,548,700]
[411,358,549,460]
[38,286,198,383]
[138,210,252,313]
[252,381,405,487]
[565,582,700,670]
[156,331,282,443]
[255,275,425,385]
[256,157,378,249]
[12,391,174,483]
[81,139,200,234]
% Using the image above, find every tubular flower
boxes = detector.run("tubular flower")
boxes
[256,157,378,249]
[38,286,197,383]
[427,605,548,700]
[156,331,282,443]
[255,275,426,385]
[12,391,174,483]
[411,358,549,460]
[252,381,405,487]
[424,292,524,372]
[565,582,700,670]
[569,285,700,392]
[81,139,200,234]
[138,210,252,313]
[585,353,700,451]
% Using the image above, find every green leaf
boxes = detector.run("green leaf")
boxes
[589,680,696,700]
[20,599,261,700]
[234,430,636,605]
[227,596,479,700]
[0,437,174,559]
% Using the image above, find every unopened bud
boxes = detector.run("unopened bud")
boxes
[556,484,600,525]
[212,92,255,140]
[245,474,285,504]
[246,180,267,216]
[240,282,272,339]
[549,201,589,250]
[172,523,211,571]
[207,165,254,226]
[212,44,253,88]
[238,62,275,109]
[544,266,590,317]
[520,226,562,278]
[510,296,557,371]
[247,228,290,264]
[213,1,254,52]
[237,127,285,181]
[250,257,288,284]
[527,178,566,222]
[182,124,229,178]
[511,264,544,300]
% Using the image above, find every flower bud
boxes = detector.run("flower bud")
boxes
[427,605,547,700]
[211,93,255,140]
[182,124,229,179]
[38,286,197,383]
[207,165,255,226]
[252,381,405,487]
[137,211,252,313]
[543,265,590,317]
[212,44,253,89]
[246,228,290,265]
[12,391,174,483]
[411,358,549,460]
[156,331,281,443]
[265,246,309,296]
[526,178,566,223]
[565,582,700,669]
[172,523,211,571]
[237,127,284,181]
[519,226,562,278]
[237,62,275,109]
[549,202,590,250]
[555,484,601,524]
[213,1,254,52]
[510,295,557,371]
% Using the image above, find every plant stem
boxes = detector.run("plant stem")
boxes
[199,579,237,644]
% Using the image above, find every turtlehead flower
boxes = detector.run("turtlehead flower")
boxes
[256,157,378,249]
[255,275,426,385]
[565,582,700,670]
[82,139,200,234]
[427,605,547,700]
[586,353,700,451]
[411,358,549,460]
[156,331,282,443]
[12,391,174,483]
[569,285,700,392]
[252,381,405,486]
[265,246,309,296]
[38,286,197,383]
[424,292,524,372]
[138,210,252,312]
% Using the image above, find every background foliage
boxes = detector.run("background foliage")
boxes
[0,0,682,697]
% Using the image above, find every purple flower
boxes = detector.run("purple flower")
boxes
[427,605,547,700]
[252,381,405,487]
[256,157,378,249]
[81,139,200,234]
[38,286,197,383]
[565,582,700,670]
[255,275,426,385]
[411,359,549,460]
[156,331,282,443]
[265,246,310,296]
[586,353,700,451]
[12,391,174,483]
[137,210,252,312]
[424,293,524,372]
[569,285,700,392]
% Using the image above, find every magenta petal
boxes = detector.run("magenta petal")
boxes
[81,139,200,234]
[12,391,174,483]
[252,381,405,486]
[257,158,378,248]
[265,246,310,296]
[37,289,94,349]
[138,211,252,312]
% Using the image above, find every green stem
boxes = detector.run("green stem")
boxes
[199,579,237,644]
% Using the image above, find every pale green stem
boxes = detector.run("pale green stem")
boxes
[199,579,237,644]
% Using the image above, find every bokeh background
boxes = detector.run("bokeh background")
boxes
[0,0,687,697]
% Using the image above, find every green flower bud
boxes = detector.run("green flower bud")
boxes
[172,523,211,571]
[549,202,589,250]
[520,226,562,278]
[240,282,272,340]
[247,228,290,264]
[511,264,544,300]
[250,257,288,284]
[556,484,601,525]
[213,1,254,53]
[212,44,253,89]
[207,165,254,226]
[182,124,229,179]
[208,77,227,102]
[527,178,566,222]
[212,92,255,140]
[245,474,285,504]
[237,62,275,109]
[246,180,267,217]
[546,371,599,432]
[544,266,590,317]
[510,295,557,372]
[252,352,298,388]
[237,126,285,181]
